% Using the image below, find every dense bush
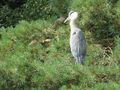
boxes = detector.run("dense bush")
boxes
[0,0,120,90]
[0,0,70,27]
[0,20,120,90]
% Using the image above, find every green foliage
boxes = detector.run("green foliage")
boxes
[0,20,120,90]
[113,37,120,64]
[0,5,14,27]
[21,0,51,20]
[0,0,70,27]
[0,0,120,90]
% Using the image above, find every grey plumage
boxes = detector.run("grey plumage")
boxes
[64,11,87,64]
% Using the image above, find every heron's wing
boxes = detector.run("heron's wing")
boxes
[76,30,87,57]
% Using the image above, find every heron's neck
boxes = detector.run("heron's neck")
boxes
[70,19,78,31]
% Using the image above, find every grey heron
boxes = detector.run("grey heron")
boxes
[64,11,87,64]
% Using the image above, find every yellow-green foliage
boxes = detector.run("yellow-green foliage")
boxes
[0,0,120,90]
[0,20,120,90]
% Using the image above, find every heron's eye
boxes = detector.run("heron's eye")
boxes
[73,32,76,35]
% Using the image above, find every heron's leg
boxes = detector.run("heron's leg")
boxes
[74,56,83,64]
[78,56,84,64]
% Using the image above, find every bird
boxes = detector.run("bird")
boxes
[64,11,87,64]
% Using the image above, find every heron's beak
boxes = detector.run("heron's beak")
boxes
[64,17,70,23]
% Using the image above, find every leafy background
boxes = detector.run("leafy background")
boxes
[0,0,120,90]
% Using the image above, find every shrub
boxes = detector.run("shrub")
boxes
[0,20,120,90]
[113,37,120,64]
[0,0,120,89]
[0,0,70,27]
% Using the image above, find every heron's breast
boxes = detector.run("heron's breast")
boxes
[70,35,79,49]
[70,32,79,44]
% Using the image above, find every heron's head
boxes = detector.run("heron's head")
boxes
[64,11,78,23]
